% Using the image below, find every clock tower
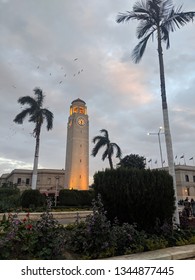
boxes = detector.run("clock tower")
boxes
[65,98,89,190]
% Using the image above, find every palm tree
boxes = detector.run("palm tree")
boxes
[92,129,122,169]
[116,0,195,225]
[14,87,54,190]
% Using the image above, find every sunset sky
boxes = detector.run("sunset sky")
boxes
[0,0,195,184]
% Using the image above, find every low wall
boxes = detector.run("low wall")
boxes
[0,210,92,224]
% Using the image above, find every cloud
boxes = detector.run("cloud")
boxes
[0,0,195,181]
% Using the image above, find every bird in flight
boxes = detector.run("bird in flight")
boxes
[59,81,62,84]
[74,58,78,61]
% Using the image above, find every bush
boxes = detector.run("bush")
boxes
[59,189,94,206]
[0,186,20,212]
[0,195,195,259]
[0,211,67,260]
[20,190,46,209]
[93,168,175,232]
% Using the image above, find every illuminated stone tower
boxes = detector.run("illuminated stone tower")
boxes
[65,98,89,190]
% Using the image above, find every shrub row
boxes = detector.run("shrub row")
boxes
[0,187,94,211]
[59,189,94,206]
[93,168,175,232]
[0,187,20,211]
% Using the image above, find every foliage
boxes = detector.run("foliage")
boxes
[59,189,94,206]
[64,195,195,259]
[0,210,66,260]
[13,87,54,190]
[0,186,20,212]
[0,195,195,259]
[116,0,195,225]
[117,154,146,169]
[20,189,46,209]
[116,0,195,63]
[93,168,175,232]
[91,129,122,169]
[65,195,114,259]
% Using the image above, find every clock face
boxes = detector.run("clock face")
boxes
[77,117,86,126]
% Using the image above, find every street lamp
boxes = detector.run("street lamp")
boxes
[147,127,164,168]
[55,176,59,207]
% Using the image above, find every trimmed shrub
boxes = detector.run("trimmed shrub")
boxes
[0,187,20,211]
[59,190,79,206]
[59,189,94,206]
[77,190,95,206]
[20,189,46,209]
[93,168,175,232]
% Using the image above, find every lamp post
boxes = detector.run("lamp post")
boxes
[147,127,164,168]
[55,176,59,207]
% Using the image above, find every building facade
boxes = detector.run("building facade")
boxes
[0,169,65,195]
[64,98,89,190]
[174,165,195,200]
[1,165,195,201]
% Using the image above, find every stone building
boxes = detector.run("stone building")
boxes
[0,169,65,195]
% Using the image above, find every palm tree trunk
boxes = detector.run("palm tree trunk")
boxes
[157,29,180,225]
[32,131,40,190]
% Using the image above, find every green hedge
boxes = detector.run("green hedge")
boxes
[93,168,175,232]
[20,190,46,209]
[0,187,20,211]
[59,189,94,206]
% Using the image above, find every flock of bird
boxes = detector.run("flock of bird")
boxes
[7,57,85,140]
[11,57,84,89]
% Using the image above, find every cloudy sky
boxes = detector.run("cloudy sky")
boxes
[0,0,195,184]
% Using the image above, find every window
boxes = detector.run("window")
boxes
[73,106,78,113]
[17,178,21,185]
[79,107,84,114]
[193,176,195,183]
[185,175,189,182]
[26,178,30,185]
[185,187,190,196]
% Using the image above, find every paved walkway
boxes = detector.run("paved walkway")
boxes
[106,244,195,260]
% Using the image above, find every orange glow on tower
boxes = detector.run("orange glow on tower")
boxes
[65,99,89,190]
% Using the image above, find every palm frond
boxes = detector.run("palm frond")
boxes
[116,11,149,23]
[131,32,152,63]
[91,138,107,157]
[136,20,155,39]
[100,129,109,139]
[92,135,103,144]
[112,143,122,159]
[133,0,148,13]
[102,149,109,161]
[160,0,174,19]
[13,108,33,124]
[34,87,44,107]
[163,8,195,32]
[18,96,37,107]
[42,109,54,130]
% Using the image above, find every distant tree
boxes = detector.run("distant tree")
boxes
[13,87,53,190]
[91,129,122,169]
[117,154,146,169]
[116,0,195,225]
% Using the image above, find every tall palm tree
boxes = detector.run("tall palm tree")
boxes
[116,0,195,225]
[14,87,54,190]
[92,129,122,169]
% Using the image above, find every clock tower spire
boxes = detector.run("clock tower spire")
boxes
[65,98,89,190]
